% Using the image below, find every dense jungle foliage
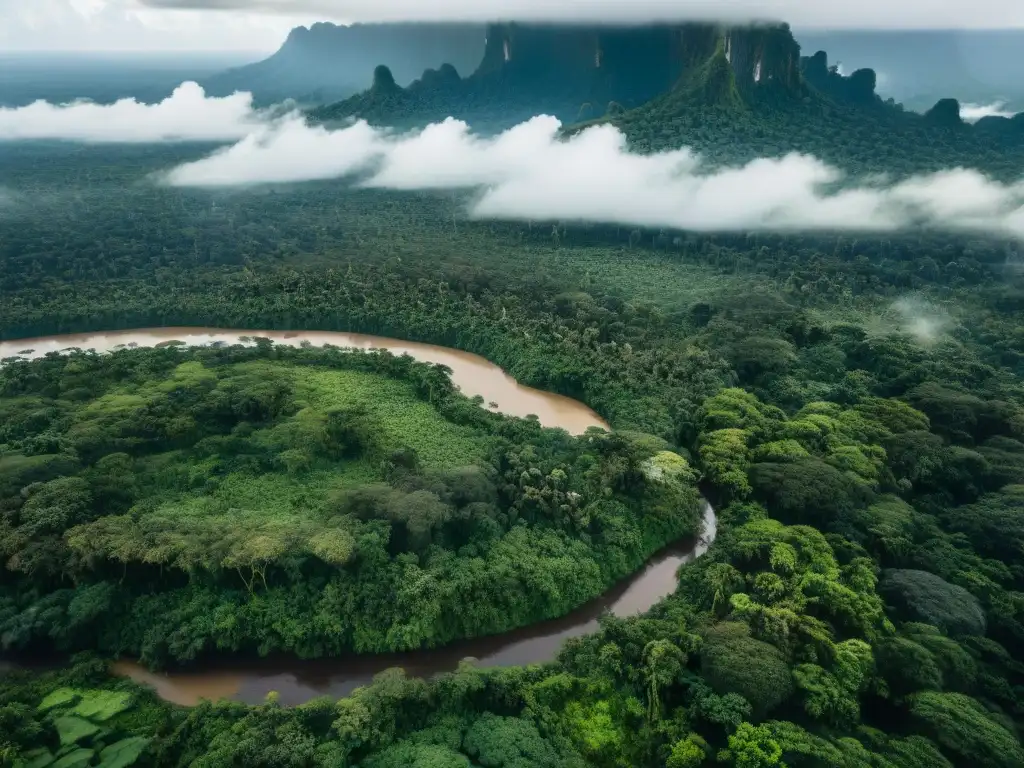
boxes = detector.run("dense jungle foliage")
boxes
[608,72,1024,180]
[4,23,1024,767]
[3,136,1024,766]
[0,342,704,664]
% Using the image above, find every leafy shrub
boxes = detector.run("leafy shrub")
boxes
[880,570,986,636]
[909,692,1024,768]
[699,622,794,718]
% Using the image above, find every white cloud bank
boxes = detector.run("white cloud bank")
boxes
[139,0,1024,30]
[7,84,1024,240]
[160,113,1024,239]
[960,101,1019,123]
[0,82,272,142]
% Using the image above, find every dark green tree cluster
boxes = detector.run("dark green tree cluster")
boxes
[2,239,1021,764]
[0,343,703,666]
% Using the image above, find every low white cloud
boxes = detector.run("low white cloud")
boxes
[159,112,1024,240]
[0,82,272,142]
[891,297,953,345]
[367,117,569,190]
[960,101,1017,123]
[162,117,383,183]
[139,0,1024,30]
[12,82,1023,239]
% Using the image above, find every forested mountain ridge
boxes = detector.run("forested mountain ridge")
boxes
[312,20,1024,177]
[187,21,1024,117]
[604,43,1024,178]
[793,29,1024,109]
[311,22,803,127]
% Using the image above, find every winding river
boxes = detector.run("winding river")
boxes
[0,328,605,435]
[0,327,717,707]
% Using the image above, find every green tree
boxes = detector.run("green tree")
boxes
[723,723,784,768]
[666,733,708,768]
[909,692,1024,768]
[700,623,794,718]
[880,570,986,636]
[643,639,687,722]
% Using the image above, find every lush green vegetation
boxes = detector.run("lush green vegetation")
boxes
[4,21,1024,767]
[0,343,704,666]
[3,144,1023,763]
[573,38,1024,180]
[607,76,1024,179]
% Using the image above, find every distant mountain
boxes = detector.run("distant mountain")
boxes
[973,111,1024,141]
[798,49,1024,142]
[313,22,802,129]
[792,30,1024,110]
[0,53,254,108]
[310,21,1024,177]
[607,42,1024,178]
[202,22,486,106]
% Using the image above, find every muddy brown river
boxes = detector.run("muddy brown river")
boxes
[0,327,717,707]
[0,327,606,435]
[107,500,715,707]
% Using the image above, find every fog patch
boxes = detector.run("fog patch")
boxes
[160,117,386,185]
[156,113,1024,240]
[0,82,277,143]
[891,297,953,345]
[960,101,1018,123]
[137,0,1024,29]
[1004,245,1024,274]
[0,187,20,214]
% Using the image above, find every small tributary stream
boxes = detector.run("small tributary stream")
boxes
[0,327,718,706]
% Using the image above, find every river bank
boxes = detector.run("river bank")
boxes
[0,327,607,435]
[107,500,716,706]
[0,327,716,708]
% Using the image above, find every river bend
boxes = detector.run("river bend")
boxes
[0,327,716,706]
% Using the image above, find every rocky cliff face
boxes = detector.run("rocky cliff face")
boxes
[722,25,802,90]
[794,29,1024,106]
[468,23,684,109]
[801,50,880,105]
[316,22,807,126]
[924,98,966,128]
[469,22,802,103]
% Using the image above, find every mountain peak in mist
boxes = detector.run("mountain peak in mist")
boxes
[315,21,806,128]
[924,97,965,127]
[201,22,486,105]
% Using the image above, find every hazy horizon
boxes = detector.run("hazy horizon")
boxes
[6,0,1024,54]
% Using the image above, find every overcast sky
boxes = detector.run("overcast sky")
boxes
[0,0,321,52]
[3,0,1023,52]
